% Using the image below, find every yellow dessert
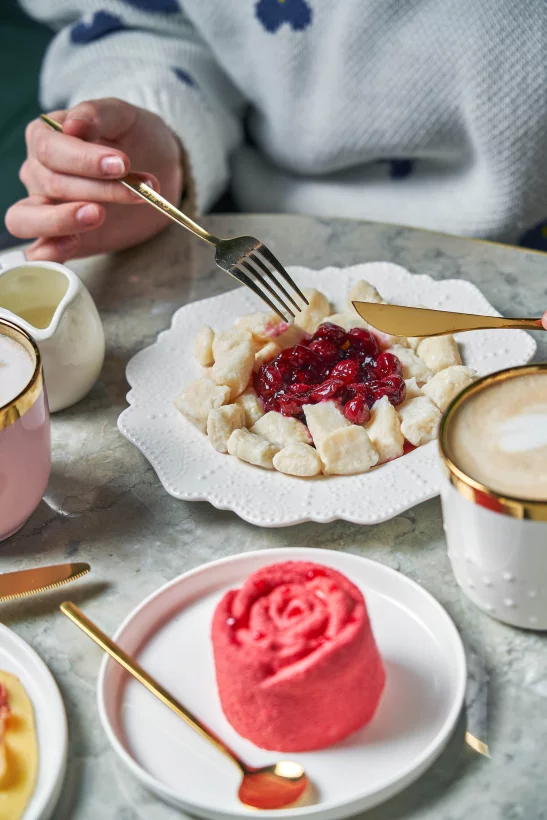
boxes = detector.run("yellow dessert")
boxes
[0,671,38,820]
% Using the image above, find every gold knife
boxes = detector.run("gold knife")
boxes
[0,563,90,603]
[352,301,544,338]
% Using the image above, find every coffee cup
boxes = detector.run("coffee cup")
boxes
[0,318,51,541]
[439,364,547,629]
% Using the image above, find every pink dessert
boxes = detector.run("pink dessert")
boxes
[211,561,385,752]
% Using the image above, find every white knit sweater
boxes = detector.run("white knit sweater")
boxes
[20,0,547,241]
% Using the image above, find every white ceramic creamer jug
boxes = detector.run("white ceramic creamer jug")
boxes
[0,250,105,412]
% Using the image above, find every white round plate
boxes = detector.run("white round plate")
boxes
[118,262,536,527]
[0,623,68,820]
[98,548,466,820]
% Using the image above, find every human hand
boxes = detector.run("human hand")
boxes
[543,311,547,330]
[5,98,183,261]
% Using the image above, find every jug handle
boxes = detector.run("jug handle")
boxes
[0,249,26,272]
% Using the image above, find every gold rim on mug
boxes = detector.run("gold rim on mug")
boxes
[0,318,43,431]
[439,364,547,522]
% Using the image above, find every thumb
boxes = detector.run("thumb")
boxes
[542,311,547,331]
[63,98,138,142]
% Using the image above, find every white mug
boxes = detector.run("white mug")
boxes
[439,364,547,630]
[0,250,105,412]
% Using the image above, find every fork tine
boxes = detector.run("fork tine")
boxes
[229,264,289,321]
[243,254,301,313]
[239,258,296,319]
[253,245,309,305]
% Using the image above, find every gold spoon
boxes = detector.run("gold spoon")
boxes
[60,601,309,810]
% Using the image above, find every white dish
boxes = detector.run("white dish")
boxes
[0,623,68,820]
[98,547,466,820]
[118,262,536,526]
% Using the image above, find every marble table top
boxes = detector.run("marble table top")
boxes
[4,215,547,820]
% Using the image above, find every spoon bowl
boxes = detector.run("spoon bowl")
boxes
[239,762,309,810]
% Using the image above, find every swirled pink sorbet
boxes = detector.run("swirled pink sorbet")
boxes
[211,561,385,751]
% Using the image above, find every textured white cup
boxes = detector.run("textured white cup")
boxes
[439,364,547,630]
[441,477,547,628]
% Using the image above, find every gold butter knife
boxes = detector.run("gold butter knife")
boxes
[352,301,544,338]
[0,563,90,603]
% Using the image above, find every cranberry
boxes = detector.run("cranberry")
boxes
[310,378,345,402]
[348,327,379,357]
[262,363,285,391]
[381,375,406,406]
[263,395,281,412]
[274,356,293,382]
[286,344,320,369]
[308,338,340,364]
[286,382,311,395]
[376,351,403,378]
[276,348,294,364]
[278,394,307,416]
[312,322,348,346]
[293,366,324,385]
[361,362,378,382]
[253,370,272,398]
[343,396,370,425]
[346,382,376,408]
[330,359,360,384]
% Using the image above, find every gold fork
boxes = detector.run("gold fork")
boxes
[40,114,308,322]
[352,301,545,338]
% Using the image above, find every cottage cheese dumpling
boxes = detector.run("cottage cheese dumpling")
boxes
[212,561,385,751]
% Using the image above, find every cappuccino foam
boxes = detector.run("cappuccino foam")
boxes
[447,372,547,500]
[0,333,34,408]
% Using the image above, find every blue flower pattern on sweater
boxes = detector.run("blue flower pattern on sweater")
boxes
[255,0,312,33]
[121,0,179,11]
[71,11,126,44]
[173,68,196,87]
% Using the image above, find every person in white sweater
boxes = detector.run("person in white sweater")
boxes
[6,0,547,263]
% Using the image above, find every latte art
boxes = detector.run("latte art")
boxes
[448,373,547,500]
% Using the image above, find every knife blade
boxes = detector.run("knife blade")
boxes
[351,301,511,338]
[0,563,90,603]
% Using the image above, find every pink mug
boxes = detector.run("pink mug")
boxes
[0,318,51,541]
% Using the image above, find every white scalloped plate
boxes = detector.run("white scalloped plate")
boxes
[118,263,536,527]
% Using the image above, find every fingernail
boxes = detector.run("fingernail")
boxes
[100,155,126,177]
[76,204,99,225]
[131,178,158,202]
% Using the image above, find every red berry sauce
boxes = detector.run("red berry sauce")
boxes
[253,322,406,421]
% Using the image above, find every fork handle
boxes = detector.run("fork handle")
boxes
[39,114,219,247]
[120,174,219,246]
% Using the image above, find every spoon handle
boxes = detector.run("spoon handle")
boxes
[60,601,246,773]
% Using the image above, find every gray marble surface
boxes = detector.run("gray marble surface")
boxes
[4,216,547,820]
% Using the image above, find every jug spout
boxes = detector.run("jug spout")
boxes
[0,252,105,412]
[0,259,71,339]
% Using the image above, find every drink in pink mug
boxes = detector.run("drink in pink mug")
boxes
[0,318,51,541]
